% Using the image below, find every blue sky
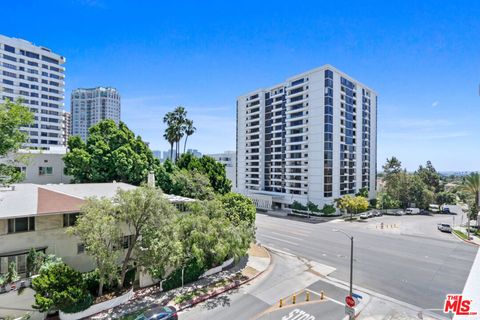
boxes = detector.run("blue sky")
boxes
[4,0,480,171]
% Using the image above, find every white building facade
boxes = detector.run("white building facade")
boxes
[0,34,66,149]
[71,87,121,141]
[236,65,377,210]
[0,148,72,184]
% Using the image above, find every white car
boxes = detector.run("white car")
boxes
[437,223,452,233]
[360,212,370,219]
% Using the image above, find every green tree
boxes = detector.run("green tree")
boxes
[436,191,457,205]
[382,157,402,176]
[163,106,191,161]
[336,195,369,214]
[377,192,400,209]
[220,193,256,227]
[183,119,196,154]
[179,200,253,269]
[356,187,369,198]
[170,169,215,200]
[408,174,435,209]
[462,172,480,210]
[115,186,179,288]
[67,198,121,296]
[64,120,160,185]
[416,161,441,192]
[32,263,91,313]
[0,99,34,185]
[176,153,232,194]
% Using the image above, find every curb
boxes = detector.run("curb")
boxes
[177,245,272,312]
[452,229,480,246]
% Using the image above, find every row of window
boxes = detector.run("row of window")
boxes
[2,45,60,65]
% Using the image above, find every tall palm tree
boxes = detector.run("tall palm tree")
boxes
[462,172,479,239]
[172,106,187,160]
[163,126,176,161]
[183,119,196,154]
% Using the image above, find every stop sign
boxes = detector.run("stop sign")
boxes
[345,296,355,307]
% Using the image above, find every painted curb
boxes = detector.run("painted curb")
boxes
[177,245,272,312]
[452,229,480,246]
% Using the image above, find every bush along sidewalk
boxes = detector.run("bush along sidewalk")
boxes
[95,244,271,320]
[169,243,271,311]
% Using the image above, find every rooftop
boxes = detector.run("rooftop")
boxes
[0,182,194,219]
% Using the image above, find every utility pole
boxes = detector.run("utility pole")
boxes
[333,229,354,319]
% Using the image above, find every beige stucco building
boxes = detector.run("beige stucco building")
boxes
[0,182,193,276]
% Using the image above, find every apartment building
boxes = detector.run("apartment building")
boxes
[236,65,377,210]
[0,181,194,276]
[207,151,237,190]
[71,87,121,141]
[0,34,66,149]
[0,148,72,184]
[62,110,71,145]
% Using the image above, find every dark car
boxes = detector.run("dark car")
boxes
[135,306,178,320]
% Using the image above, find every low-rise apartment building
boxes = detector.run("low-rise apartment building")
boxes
[0,182,193,276]
[0,148,72,184]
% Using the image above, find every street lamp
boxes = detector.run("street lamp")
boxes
[332,229,354,304]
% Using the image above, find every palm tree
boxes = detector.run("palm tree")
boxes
[172,106,187,159]
[462,172,479,239]
[183,119,196,154]
[163,126,176,161]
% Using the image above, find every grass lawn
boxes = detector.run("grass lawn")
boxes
[453,229,468,240]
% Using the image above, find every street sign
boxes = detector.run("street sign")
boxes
[345,295,356,307]
[345,305,355,317]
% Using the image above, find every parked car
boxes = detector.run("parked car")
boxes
[394,210,405,216]
[442,207,451,214]
[360,212,370,219]
[135,306,178,320]
[372,210,382,217]
[437,223,452,233]
[405,208,420,215]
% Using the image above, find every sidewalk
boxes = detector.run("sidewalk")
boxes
[88,243,271,319]
[452,227,480,246]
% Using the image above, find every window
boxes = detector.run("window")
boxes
[4,44,15,53]
[77,243,85,254]
[38,166,53,175]
[7,217,35,233]
[122,235,135,249]
[63,213,79,227]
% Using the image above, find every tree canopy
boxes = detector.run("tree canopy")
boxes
[0,99,33,184]
[176,153,232,194]
[32,263,92,313]
[64,120,160,185]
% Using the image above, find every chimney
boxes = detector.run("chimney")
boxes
[147,171,155,188]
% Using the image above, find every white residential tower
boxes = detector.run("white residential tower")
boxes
[236,65,377,210]
[0,34,66,149]
[71,87,121,141]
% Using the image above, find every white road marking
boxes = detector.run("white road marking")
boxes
[306,289,344,306]
[269,231,305,241]
[261,234,299,245]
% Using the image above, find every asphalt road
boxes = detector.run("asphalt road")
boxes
[256,211,478,315]
[179,249,346,320]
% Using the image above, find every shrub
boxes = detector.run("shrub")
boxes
[6,262,19,283]
[322,204,336,215]
[32,263,91,313]
[307,201,321,213]
[162,259,206,291]
[291,201,307,211]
